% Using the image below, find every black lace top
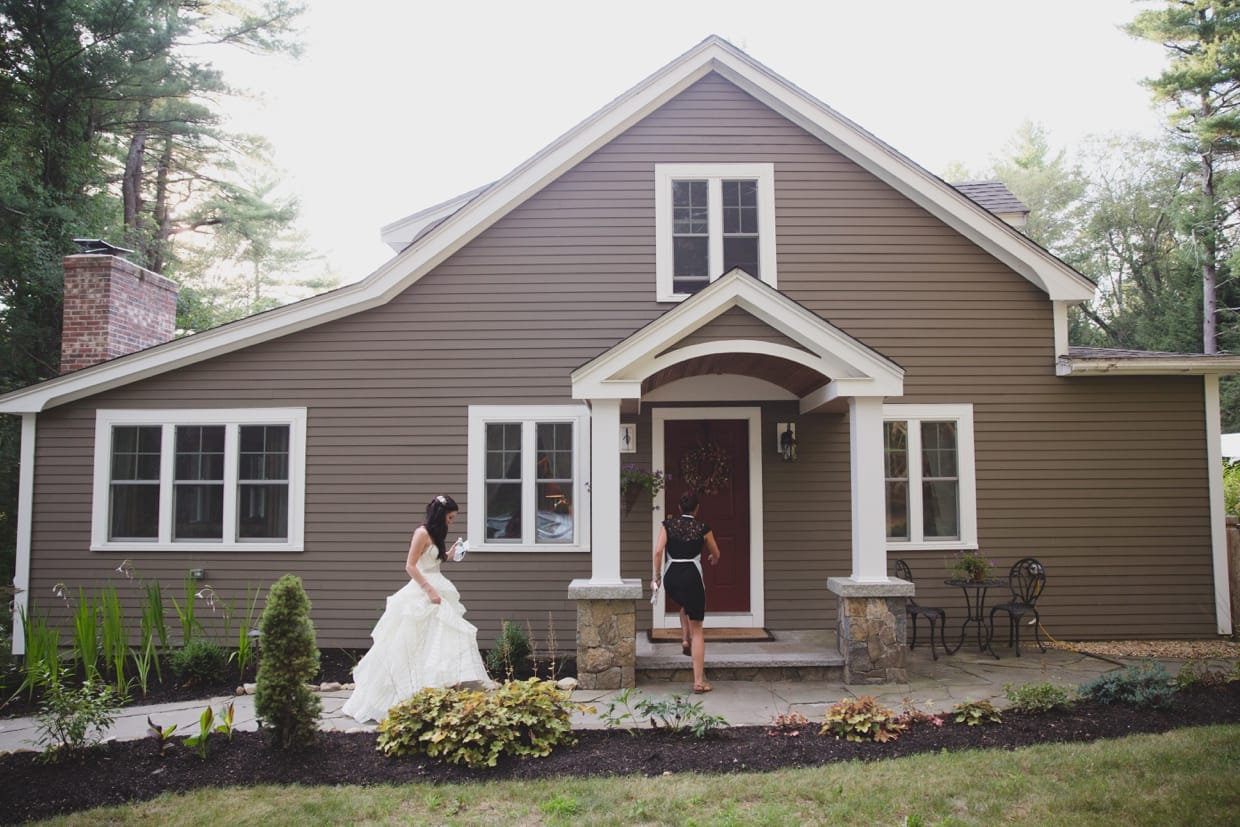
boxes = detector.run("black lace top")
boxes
[663,514,710,559]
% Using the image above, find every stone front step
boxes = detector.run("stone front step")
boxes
[636,629,846,683]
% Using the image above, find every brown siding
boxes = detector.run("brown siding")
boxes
[660,306,810,356]
[24,73,1219,650]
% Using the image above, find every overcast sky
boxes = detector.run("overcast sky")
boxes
[217,0,1169,280]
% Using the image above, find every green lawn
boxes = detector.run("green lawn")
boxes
[34,724,1240,826]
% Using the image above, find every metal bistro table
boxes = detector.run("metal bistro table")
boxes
[944,578,1004,658]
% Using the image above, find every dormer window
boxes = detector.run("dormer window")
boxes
[656,163,776,301]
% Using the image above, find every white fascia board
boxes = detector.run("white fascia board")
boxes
[379,183,494,251]
[1057,355,1240,377]
[571,270,904,398]
[0,282,388,414]
[706,51,1096,303]
[0,47,721,415]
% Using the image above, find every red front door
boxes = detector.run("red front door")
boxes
[664,419,750,613]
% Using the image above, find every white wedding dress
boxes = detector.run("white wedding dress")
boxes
[342,544,491,724]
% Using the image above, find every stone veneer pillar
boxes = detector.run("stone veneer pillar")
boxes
[827,576,914,684]
[567,579,643,689]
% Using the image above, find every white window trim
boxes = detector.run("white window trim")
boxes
[655,163,777,302]
[91,408,307,552]
[467,404,591,552]
[883,403,978,552]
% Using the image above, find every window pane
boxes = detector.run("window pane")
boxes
[921,421,958,477]
[722,179,759,233]
[673,236,708,278]
[486,481,522,541]
[486,423,521,479]
[885,480,909,540]
[238,483,289,540]
[722,237,759,276]
[110,426,161,540]
[923,480,960,540]
[175,426,225,481]
[110,484,159,539]
[111,426,161,481]
[174,483,223,540]
[239,425,289,481]
[884,422,909,540]
[536,423,573,545]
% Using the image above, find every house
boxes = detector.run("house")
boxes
[4,37,1238,687]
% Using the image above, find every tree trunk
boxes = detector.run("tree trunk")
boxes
[122,125,147,239]
[1201,147,1219,354]
[150,138,174,275]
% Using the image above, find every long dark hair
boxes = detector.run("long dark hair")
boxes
[423,495,458,560]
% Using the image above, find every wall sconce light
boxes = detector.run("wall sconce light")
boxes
[776,422,797,462]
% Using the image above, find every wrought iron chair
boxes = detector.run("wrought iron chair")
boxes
[893,559,951,660]
[988,557,1047,657]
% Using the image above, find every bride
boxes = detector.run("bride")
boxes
[342,494,491,724]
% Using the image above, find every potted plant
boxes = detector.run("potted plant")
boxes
[620,465,665,514]
[949,550,995,583]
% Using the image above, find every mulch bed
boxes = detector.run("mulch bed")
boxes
[2,681,1239,825]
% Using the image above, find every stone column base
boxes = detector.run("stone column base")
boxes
[567,579,643,690]
[827,576,913,684]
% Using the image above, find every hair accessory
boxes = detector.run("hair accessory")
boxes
[436,495,447,504]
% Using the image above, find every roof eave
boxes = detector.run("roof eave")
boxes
[1056,355,1240,377]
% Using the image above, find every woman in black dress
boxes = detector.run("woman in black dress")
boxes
[652,490,721,693]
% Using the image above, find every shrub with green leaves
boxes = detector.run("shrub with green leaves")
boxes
[1004,681,1075,713]
[597,687,727,736]
[33,667,120,761]
[1078,659,1177,709]
[486,620,532,680]
[953,699,1003,725]
[377,678,581,768]
[254,575,322,750]
[820,696,907,742]
[1174,659,1231,690]
[170,639,229,687]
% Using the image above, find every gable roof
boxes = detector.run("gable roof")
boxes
[572,269,905,410]
[0,35,1095,415]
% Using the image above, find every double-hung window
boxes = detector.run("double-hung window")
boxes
[467,405,590,551]
[655,163,777,301]
[883,404,977,549]
[92,409,306,551]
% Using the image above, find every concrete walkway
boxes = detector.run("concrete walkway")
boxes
[5,640,1217,755]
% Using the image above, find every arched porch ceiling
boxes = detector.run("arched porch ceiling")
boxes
[571,269,905,412]
[642,352,828,398]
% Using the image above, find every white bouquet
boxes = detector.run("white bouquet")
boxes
[452,538,469,561]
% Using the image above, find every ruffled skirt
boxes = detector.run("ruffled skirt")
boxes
[341,573,490,724]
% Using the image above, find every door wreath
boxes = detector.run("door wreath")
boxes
[680,441,731,495]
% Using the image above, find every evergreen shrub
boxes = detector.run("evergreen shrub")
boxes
[254,574,322,750]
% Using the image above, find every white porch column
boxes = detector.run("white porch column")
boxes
[588,398,623,584]
[848,396,887,581]
[11,413,35,654]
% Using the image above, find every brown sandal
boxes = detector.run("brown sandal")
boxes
[682,643,692,657]
[693,682,713,694]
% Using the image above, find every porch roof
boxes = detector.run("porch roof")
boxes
[571,269,905,410]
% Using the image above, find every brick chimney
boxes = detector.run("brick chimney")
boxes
[60,240,179,374]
